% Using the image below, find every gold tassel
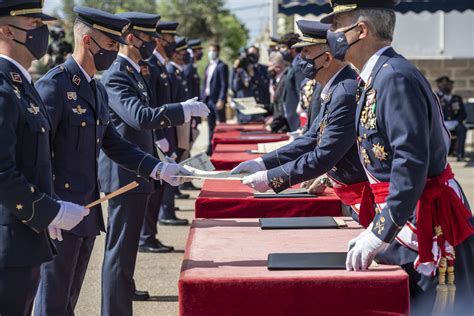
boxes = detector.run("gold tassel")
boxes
[446,263,456,315]
[432,257,448,316]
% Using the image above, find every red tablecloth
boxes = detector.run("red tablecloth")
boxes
[212,130,289,150]
[211,144,261,170]
[179,218,410,316]
[195,179,342,218]
[214,123,266,133]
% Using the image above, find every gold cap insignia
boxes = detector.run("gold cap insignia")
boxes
[27,103,40,115]
[10,72,22,83]
[72,74,81,86]
[372,143,388,161]
[72,105,87,115]
[67,92,77,101]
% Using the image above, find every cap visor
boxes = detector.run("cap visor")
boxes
[145,31,160,38]
[107,34,127,45]
[292,41,316,48]
[29,13,57,21]
[320,8,356,24]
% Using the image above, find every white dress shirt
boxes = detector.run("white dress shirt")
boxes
[205,59,219,97]
[359,46,391,83]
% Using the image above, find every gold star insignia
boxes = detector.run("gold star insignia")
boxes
[372,143,388,161]
[16,204,23,210]
[72,105,87,115]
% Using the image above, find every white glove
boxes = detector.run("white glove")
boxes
[50,201,90,231]
[48,226,63,241]
[181,97,210,122]
[347,222,374,251]
[157,162,194,186]
[242,170,270,192]
[155,138,169,153]
[231,158,266,174]
[346,231,390,271]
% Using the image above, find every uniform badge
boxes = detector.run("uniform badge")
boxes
[16,204,23,210]
[360,147,371,166]
[72,75,81,86]
[138,82,144,90]
[72,105,87,115]
[374,216,385,235]
[13,85,21,99]
[126,65,134,73]
[360,89,377,129]
[372,143,388,161]
[160,73,168,79]
[10,72,22,83]
[27,103,40,115]
[270,177,284,189]
[67,92,77,101]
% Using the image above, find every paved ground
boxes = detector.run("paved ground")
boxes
[75,123,473,316]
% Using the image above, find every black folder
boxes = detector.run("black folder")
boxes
[259,217,345,230]
[254,188,315,198]
[267,252,347,270]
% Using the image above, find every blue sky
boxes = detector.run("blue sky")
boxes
[44,0,269,43]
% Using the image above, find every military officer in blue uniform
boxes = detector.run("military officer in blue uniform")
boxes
[139,21,185,251]
[0,1,90,315]
[185,38,203,100]
[322,1,474,314]
[232,21,367,199]
[99,12,209,315]
[32,7,192,315]
[435,76,468,161]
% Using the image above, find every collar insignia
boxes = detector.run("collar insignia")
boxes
[27,103,40,115]
[270,177,284,189]
[72,75,81,86]
[138,82,144,90]
[67,92,77,101]
[160,73,167,79]
[126,65,134,73]
[72,105,87,115]
[10,72,22,83]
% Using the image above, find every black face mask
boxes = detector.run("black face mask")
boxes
[327,23,360,61]
[182,51,191,64]
[247,53,259,64]
[164,40,176,59]
[440,86,452,95]
[299,51,327,79]
[9,24,49,60]
[134,35,156,60]
[267,69,276,78]
[280,49,292,62]
[194,50,203,61]
[90,38,118,71]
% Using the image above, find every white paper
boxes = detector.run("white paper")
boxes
[180,152,215,171]
[257,140,292,153]
[179,166,250,180]
[234,97,268,115]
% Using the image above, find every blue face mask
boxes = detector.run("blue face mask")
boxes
[327,24,360,61]
[208,51,218,61]
[134,34,156,60]
[10,24,49,60]
[299,51,327,79]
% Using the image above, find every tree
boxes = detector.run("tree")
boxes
[157,0,248,63]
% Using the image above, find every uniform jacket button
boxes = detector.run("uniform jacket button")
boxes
[41,127,45,133]
[81,121,86,127]
[96,138,100,144]
[65,183,70,189]
[96,120,100,125]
